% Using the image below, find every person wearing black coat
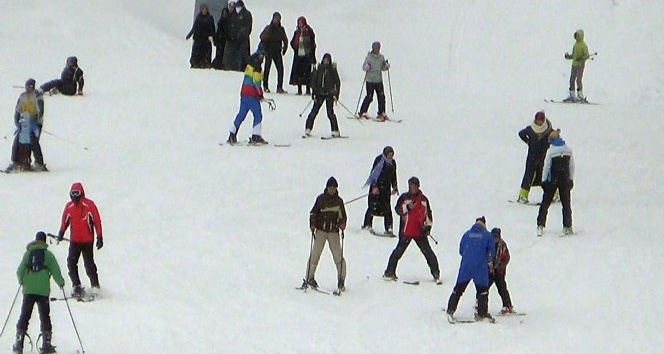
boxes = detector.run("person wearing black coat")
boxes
[259,12,288,93]
[186,4,216,68]
[211,8,230,70]
[224,0,252,71]
[517,110,554,204]
[288,16,316,95]
[304,53,341,137]
[39,56,84,96]
[362,146,398,235]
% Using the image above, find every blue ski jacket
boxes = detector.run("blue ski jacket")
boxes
[455,223,495,287]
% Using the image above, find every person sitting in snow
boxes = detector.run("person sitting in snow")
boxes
[40,56,84,96]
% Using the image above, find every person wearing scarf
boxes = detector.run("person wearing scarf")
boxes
[517,110,554,203]
[362,146,398,235]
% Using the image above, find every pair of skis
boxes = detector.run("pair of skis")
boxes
[295,283,343,296]
[346,116,403,123]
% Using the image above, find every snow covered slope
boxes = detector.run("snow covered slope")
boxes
[1,0,663,352]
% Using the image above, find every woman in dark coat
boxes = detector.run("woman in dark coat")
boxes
[517,110,554,203]
[186,4,216,68]
[211,8,230,70]
[288,16,316,95]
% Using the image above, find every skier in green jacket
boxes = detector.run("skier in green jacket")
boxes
[12,232,65,354]
[563,29,590,102]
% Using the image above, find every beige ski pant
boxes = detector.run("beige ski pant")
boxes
[306,230,346,282]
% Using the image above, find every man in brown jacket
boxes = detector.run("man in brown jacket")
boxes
[303,177,347,292]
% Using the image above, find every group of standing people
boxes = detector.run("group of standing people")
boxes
[11,182,103,354]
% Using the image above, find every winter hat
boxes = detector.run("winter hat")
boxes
[25,78,36,88]
[326,176,338,188]
[67,56,78,66]
[475,216,487,225]
[408,176,420,187]
[372,41,381,51]
[383,145,394,155]
[35,231,47,242]
[534,110,545,121]
[491,227,501,237]
[322,53,332,64]
[236,0,244,7]
[272,12,281,19]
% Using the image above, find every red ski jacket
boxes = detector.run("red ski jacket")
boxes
[395,190,432,238]
[58,182,103,244]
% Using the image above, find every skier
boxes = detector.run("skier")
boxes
[362,146,398,235]
[446,216,495,323]
[288,16,316,95]
[57,182,104,299]
[537,130,575,236]
[226,49,268,145]
[12,231,65,354]
[302,177,347,292]
[383,177,440,283]
[488,227,514,314]
[14,111,40,171]
[7,78,46,172]
[563,29,590,102]
[357,41,390,121]
[39,56,84,96]
[186,4,216,68]
[259,12,288,93]
[304,53,341,138]
[517,110,553,203]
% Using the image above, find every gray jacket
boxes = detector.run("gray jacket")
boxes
[362,52,388,83]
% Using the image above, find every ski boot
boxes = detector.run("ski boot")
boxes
[249,135,268,145]
[71,285,85,299]
[563,227,574,235]
[303,129,312,138]
[537,226,544,237]
[337,279,346,292]
[12,330,25,354]
[306,278,318,290]
[331,130,341,138]
[563,89,577,102]
[226,132,237,145]
[500,306,515,315]
[32,163,48,172]
[475,312,496,323]
[382,272,398,281]
[39,331,56,354]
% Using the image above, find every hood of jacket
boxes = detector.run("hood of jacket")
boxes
[575,29,584,42]
[70,182,86,198]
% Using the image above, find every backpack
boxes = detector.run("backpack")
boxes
[27,249,46,272]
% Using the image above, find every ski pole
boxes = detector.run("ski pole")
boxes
[354,73,367,116]
[337,101,363,124]
[46,233,69,244]
[344,193,368,205]
[338,230,345,293]
[387,66,394,113]
[298,99,313,117]
[0,285,21,338]
[61,288,85,353]
[41,130,89,151]
[429,234,439,245]
[301,230,316,292]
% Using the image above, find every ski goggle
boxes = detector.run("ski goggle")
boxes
[70,190,82,198]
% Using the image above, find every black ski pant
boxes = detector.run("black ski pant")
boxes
[16,294,51,332]
[489,272,513,308]
[385,234,440,277]
[11,130,44,166]
[264,53,285,90]
[363,188,392,232]
[305,96,339,132]
[537,181,572,227]
[446,281,490,316]
[359,82,386,116]
[520,156,545,191]
[67,242,99,287]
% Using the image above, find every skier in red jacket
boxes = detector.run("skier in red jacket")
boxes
[57,182,103,298]
[489,227,514,314]
[382,177,440,283]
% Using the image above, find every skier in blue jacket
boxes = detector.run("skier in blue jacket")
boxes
[446,216,495,323]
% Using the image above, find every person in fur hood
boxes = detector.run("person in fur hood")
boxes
[517,110,554,204]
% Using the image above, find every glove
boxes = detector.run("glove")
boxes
[564,52,571,59]
[339,222,346,231]
[384,61,391,70]
[57,231,64,242]
[186,33,192,40]
[310,226,316,233]
[569,180,574,189]
[405,200,415,210]
[421,225,432,237]
[96,237,103,250]
[363,63,371,71]
[282,47,287,56]
[391,187,399,195]
[77,90,83,96]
